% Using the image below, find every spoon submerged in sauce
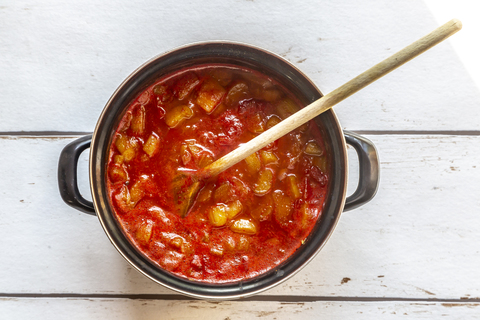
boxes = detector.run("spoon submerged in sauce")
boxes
[174,19,462,217]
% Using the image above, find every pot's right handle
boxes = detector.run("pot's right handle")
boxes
[343,131,380,211]
[58,134,96,215]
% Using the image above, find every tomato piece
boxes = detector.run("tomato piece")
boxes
[109,165,128,184]
[250,194,273,221]
[309,165,327,187]
[215,110,244,145]
[305,141,323,156]
[174,72,201,100]
[209,68,232,86]
[225,82,250,107]
[153,83,173,103]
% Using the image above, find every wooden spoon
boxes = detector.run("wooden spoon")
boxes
[174,19,462,217]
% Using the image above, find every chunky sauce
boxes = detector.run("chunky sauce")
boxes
[107,65,329,283]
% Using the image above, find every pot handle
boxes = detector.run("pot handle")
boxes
[343,131,379,211]
[58,134,96,215]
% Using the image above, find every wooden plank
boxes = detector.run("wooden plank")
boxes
[0,135,478,299]
[1,298,480,319]
[1,1,479,132]
[279,134,480,299]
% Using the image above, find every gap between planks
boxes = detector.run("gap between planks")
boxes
[0,130,480,138]
[0,293,479,303]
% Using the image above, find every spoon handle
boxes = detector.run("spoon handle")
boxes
[201,19,462,179]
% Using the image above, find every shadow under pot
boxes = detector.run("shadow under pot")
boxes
[58,42,379,300]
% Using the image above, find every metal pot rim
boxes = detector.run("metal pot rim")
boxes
[89,41,348,300]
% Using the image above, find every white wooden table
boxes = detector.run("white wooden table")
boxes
[2,0,479,318]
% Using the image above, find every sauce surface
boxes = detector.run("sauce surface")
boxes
[107,65,329,283]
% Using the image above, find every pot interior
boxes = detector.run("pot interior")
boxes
[90,42,347,299]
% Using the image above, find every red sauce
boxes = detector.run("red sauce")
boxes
[107,65,329,283]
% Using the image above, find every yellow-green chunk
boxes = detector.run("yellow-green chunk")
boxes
[254,169,274,195]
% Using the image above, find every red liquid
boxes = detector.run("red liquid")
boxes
[106,65,329,283]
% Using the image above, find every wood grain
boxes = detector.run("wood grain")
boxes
[1,298,479,319]
[0,135,478,299]
[1,1,478,132]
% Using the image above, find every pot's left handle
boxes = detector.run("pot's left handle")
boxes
[58,134,96,215]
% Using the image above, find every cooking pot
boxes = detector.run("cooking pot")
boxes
[58,42,379,300]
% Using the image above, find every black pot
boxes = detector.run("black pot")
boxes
[58,42,379,300]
